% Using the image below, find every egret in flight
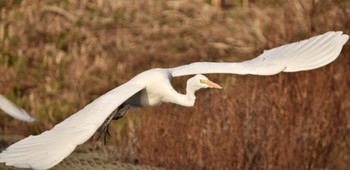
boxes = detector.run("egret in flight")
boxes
[0,31,348,169]
[0,94,35,123]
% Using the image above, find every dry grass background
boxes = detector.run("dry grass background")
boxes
[0,0,350,169]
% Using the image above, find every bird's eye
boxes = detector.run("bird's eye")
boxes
[200,79,207,84]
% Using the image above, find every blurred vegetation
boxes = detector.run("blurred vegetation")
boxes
[0,0,350,169]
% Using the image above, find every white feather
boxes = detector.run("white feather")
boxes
[0,80,144,169]
[0,95,35,122]
[170,31,349,76]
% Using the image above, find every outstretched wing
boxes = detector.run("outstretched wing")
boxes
[170,31,349,77]
[0,95,35,122]
[0,81,145,169]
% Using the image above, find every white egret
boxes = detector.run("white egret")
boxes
[0,94,35,123]
[0,31,348,169]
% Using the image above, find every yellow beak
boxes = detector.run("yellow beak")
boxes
[202,79,222,89]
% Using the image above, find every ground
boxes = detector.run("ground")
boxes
[0,135,164,170]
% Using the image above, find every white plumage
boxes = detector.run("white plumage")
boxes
[0,31,348,169]
[0,95,35,123]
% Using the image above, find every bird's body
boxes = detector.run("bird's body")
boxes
[0,31,348,169]
[124,69,174,107]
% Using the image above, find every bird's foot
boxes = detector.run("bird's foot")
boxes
[96,105,131,145]
[96,120,113,145]
[97,110,117,145]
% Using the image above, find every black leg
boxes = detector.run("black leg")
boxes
[96,105,131,145]
[112,105,131,120]
[96,108,119,145]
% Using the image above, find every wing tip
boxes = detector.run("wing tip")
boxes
[340,34,349,45]
[0,95,36,122]
[332,31,349,45]
[20,110,36,123]
[0,138,77,169]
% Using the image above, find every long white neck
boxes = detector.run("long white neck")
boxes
[183,83,198,106]
[162,80,199,107]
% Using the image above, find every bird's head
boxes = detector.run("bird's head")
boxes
[187,74,222,91]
